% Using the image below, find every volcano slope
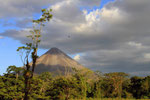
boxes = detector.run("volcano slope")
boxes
[33,47,92,76]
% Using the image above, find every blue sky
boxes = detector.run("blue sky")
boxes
[0,0,114,75]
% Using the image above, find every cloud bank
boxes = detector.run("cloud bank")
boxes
[1,0,150,76]
[0,36,3,39]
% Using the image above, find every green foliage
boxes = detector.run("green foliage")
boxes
[129,76,143,99]
[129,76,150,99]
[46,76,78,100]
[104,72,129,98]
[1,67,150,99]
[92,78,104,98]
[7,65,23,75]
[33,8,52,24]
[28,76,50,100]
[0,73,24,99]
[72,69,93,99]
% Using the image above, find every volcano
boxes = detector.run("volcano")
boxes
[34,47,89,75]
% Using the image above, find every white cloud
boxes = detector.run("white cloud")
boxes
[128,42,143,49]
[144,53,150,62]
[74,54,80,61]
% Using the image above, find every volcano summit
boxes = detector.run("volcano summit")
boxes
[33,47,89,75]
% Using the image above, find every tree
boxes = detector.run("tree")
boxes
[72,69,93,99]
[129,76,150,99]
[130,76,143,99]
[38,72,53,98]
[121,78,133,98]
[28,75,50,100]
[0,71,24,100]
[6,65,23,79]
[46,76,78,100]
[141,76,150,98]
[104,72,128,98]
[0,71,52,100]
[92,71,104,98]
[17,8,52,100]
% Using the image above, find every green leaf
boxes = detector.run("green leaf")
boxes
[41,9,46,12]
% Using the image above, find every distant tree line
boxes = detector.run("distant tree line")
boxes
[0,65,150,100]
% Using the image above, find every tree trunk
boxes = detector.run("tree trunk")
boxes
[24,77,30,100]
[24,60,30,100]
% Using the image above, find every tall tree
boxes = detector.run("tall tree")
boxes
[141,76,150,98]
[17,8,52,100]
[92,71,104,98]
[130,76,145,99]
[104,72,128,98]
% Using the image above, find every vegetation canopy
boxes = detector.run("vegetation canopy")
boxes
[0,65,150,100]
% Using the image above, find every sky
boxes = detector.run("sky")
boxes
[0,0,150,76]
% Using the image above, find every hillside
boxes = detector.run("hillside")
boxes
[33,47,90,75]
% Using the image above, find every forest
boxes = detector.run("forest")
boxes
[0,65,150,100]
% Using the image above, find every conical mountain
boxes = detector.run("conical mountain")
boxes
[34,47,89,75]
